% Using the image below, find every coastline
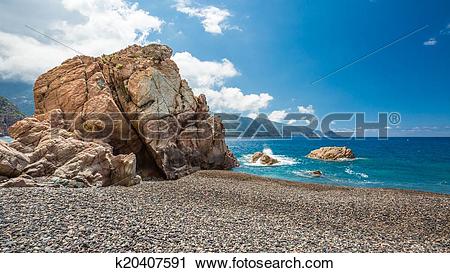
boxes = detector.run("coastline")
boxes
[1,170,449,252]
[227,138,450,195]
[208,170,450,197]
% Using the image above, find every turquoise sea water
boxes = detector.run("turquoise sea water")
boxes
[227,137,450,194]
[2,136,449,194]
[0,136,12,143]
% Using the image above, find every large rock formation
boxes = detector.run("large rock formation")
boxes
[0,44,237,187]
[0,96,25,136]
[1,111,141,187]
[307,146,355,161]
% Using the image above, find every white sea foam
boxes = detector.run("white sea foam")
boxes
[335,158,357,162]
[345,167,369,179]
[292,170,321,178]
[241,147,297,167]
[293,170,382,186]
[334,157,368,162]
[0,136,13,143]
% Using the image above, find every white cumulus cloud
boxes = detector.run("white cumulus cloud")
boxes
[174,0,232,34]
[247,112,258,119]
[0,0,163,82]
[298,105,315,114]
[0,32,74,82]
[268,110,296,124]
[173,52,273,112]
[196,87,273,113]
[172,52,239,88]
[268,110,288,122]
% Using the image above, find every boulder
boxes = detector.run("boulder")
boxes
[109,153,142,187]
[31,44,237,180]
[1,44,237,187]
[251,152,264,163]
[307,170,323,177]
[307,146,355,161]
[1,119,142,188]
[260,154,279,165]
[0,142,30,177]
[0,175,37,188]
[250,152,279,166]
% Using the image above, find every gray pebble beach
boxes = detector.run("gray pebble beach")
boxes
[1,171,449,252]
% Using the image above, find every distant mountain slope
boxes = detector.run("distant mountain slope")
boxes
[0,81,34,116]
[0,96,25,136]
[215,113,316,138]
[215,113,348,139]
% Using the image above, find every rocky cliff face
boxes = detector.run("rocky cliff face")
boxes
[0,44,237,187]
[0,96,25,136]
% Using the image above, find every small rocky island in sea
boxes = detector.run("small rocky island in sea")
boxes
[307,146,355,161]
[251,151,279,165]
[0,44,237,188]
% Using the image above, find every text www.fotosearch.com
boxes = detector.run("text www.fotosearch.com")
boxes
[114,256,334,270]
[195,257,334,269]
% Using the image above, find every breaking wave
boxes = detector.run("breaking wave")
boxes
[241,147,298,167]
[345,167,369,179]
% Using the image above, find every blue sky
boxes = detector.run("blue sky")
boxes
[0,0,449,136]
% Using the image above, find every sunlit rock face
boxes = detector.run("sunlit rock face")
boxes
[1,44,237,187]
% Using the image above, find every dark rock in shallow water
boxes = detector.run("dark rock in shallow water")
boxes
[307,170,322,177]
[0,44,237,187]
[259,154,279,165]
[251,152,264,162]
[251,151,279,165]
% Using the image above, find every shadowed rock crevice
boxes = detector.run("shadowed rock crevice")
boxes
[106,78,165,179]
[0,44,238,187]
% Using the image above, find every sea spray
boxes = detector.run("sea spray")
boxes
[242,146,298,167]
[262,147,273,155]
[345,167,369,179]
